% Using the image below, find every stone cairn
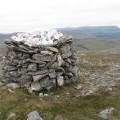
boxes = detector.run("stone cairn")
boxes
[3,29,79,93]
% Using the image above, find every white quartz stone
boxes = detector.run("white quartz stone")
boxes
[11,29,63,46]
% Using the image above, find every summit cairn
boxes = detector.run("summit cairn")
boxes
[3,29,79,93]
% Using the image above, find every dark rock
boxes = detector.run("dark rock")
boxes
[56,67,65,73]
[39,77,56,90]
[39,76,50,88]
[46,78,56,90]
[22,54,30,59]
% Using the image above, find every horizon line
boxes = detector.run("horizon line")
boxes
[1,25,120,34]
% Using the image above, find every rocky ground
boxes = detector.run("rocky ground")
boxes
[77,50,120,96]
[0,50,120,120]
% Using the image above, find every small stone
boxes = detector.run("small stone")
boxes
[81,90,94,97]
[59,45,72,58]
[41,50,53,55]
[57,54,64,66]
[31,82,41,91]
[49,62,58,69]
[38,63,46,68]
[27,110,43,120]
[65,92,70,95]
[39,77,50,89]
[75,85,82,90]
[18,74,32,83]
[3,65,17,72]
[98,107,114,120]
[7,113,16,120]
[49,69,56,78]
[54,115,63,120]
[7,83,20,89]
[8,89,15,94]
[39,93,44,97]
[32,54,52,62]
[24,98,28,102]
[27,63,37,72]
[56,95,60,98]
[44,94,49,97]
[28,87,33,94]
[57,76,64,86]
[46,47,59,53]
[32,74,47,82]
[24,82,31,88]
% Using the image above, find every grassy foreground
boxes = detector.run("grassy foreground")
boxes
[0,82,120,120]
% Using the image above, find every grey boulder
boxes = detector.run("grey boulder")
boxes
[27,110,43,120]
[98,107,114,120]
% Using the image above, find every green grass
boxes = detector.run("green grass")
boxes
[0,84,120,120]
[76,40,120,51]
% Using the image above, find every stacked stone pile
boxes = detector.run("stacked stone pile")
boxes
[3,29,79,92]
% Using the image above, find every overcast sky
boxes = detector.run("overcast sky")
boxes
[0,0,120,33]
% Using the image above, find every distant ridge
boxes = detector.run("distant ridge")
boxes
[0,26,120,42]
[0,26,120,55]
[57,26,120,39]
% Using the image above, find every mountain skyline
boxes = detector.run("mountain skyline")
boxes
[0,25,120,39]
